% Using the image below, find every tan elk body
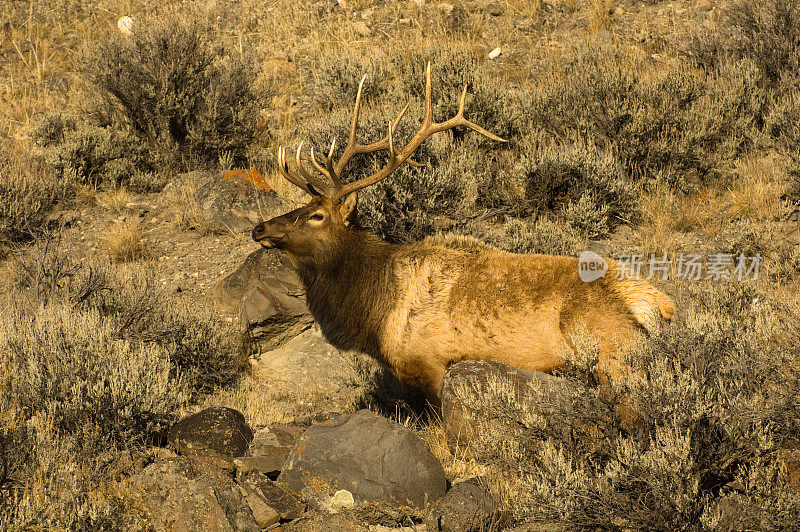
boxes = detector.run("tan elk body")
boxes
[252,65,675,403]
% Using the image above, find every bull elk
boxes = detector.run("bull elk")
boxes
[252,64,675,405]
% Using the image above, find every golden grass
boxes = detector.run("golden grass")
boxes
[588,0,616,33]
[103,219,145,262]
[727,154,790,221]
[639,184,719,256]
[97,186,132,213]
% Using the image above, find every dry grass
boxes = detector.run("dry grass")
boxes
[97,186,132,213]
[103,219,146,262]
[588,0,616,33]
[727,154,790,221]
[639,184,719,255]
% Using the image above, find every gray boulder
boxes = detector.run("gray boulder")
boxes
[131,456,259,532]
[425,479,497,532]
[279,409,447,510]
[217,247,313,350]
[167,407,253,462]
[188,169,286,233]
[239,470,305,520]
[252,328,365,422]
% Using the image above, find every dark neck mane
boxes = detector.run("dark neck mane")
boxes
[292,230,396,362]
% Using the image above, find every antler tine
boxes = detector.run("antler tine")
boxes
[423,61,434,127]
[331,63,507,203]
[330,75,367,179]
[294,141,332,194]
[309,146,330,178]
[325,138,341,188]
[277,145,322,196]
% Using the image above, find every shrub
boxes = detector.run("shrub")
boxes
[85,17,260,171]
[525,45,769,189]
[687,0,800,83]
[460,217,585,256]
[1,236,247,528]
[0,145,70,251]
[30,113,162,192]
[511,142,636,238]
[312,45,532,141]
[11,236,246,398]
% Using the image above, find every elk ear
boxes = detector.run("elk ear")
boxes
[339,192,358,226]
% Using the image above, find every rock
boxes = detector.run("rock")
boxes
[132,456,259,532]
[441,360,571,454]
[327,489,355,514]
[217,247,313,350]
[117,16,135,35]
[167,407,254,462]
[279,512,370,531]
[249,424,307,455]
[234,450,289,478]
[188,169,286,233]
[425,480,497,531]
[253,328,365,422]
[488,47,502,60]
[353,20,372,36]
[240,486,280,528]
[593,28,612,44]
[239,470,305,521]
[279,409,447,510]
[268,424,307,446]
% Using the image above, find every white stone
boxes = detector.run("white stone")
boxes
[327,489,355,514]
[117,16,135,35]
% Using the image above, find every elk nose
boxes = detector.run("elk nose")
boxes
[252,222,266,242]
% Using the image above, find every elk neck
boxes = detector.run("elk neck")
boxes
[291,228,397,362]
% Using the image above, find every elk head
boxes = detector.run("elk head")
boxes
[252,63,506,259]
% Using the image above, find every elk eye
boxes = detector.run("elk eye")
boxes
[308,213,324,222]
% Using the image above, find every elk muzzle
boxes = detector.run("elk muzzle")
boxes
[251,221,285,249]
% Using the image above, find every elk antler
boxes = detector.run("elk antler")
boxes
[276,62,507,202]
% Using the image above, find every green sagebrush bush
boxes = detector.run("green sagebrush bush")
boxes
[452,281,800,529]
[526,45,770,190]
[312,46,531,142]
[286,42,773,245]
[1,237,246,529]
[0,144,70,250]
[510,142,637,238]
[10,237,246,395]
[84,17,260,171]
[686,0,800,84]
[30,113,162,192]
[459,216,585,257]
